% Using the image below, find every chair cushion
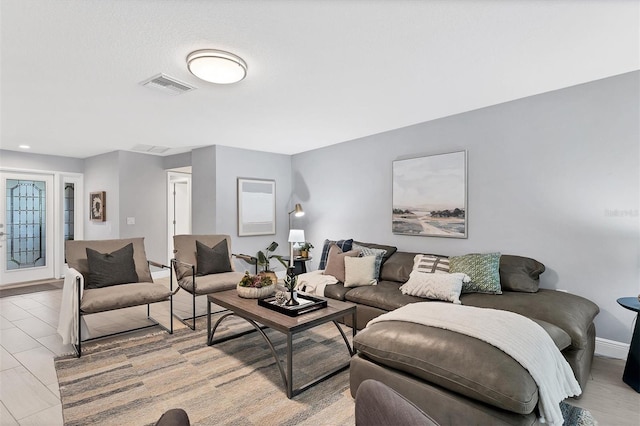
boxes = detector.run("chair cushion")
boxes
[173,234,235,281]
[80,282,172,314]
[196,240,232,275]
[354,321,539,415]
[85,243,138,289]
[178,271,245,295]
[66,238,153,283]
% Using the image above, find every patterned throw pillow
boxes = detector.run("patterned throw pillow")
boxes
[400,271,470,304]
[413,254,449,274]
[318,238,353,270]
[449,253,502,294]
[352,243,387,279]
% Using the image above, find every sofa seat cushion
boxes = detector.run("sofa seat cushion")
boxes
[354,321,538,415]
[178,271,245,295]
[460,289,599,349]
[323,282,351,301]
[345,281,424,311]
[81,282,172,314]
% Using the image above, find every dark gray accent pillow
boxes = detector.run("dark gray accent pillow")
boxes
[499,255,546,293]
[85,243,138,289]
[196,239,232,275]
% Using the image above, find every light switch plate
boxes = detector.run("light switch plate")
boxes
[127,217,135,225]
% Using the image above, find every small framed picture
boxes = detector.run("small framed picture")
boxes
[89,191,106,222]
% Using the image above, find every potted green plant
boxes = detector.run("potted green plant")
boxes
[299,242,314,259]
[257,241,288,284]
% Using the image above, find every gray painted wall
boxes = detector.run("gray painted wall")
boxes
[84,151,120,240]
[190,145,292,273]
[0,149,84,173]
[118,151,167,264]
[191,146,217,234]
[291,71,640,343]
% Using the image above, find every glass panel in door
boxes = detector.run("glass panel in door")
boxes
[0,172,54,285]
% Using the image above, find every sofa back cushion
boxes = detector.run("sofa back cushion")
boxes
[499,255,545,293]
[379,251,420,283]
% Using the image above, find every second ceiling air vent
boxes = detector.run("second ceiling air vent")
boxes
[140,73,196,95]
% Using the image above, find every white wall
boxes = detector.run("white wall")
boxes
[292,71,640,344]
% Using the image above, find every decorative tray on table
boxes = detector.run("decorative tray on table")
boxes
[258,293,328,317]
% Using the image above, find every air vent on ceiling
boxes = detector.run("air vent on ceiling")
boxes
[131,144,171,154]
[140,73,196,95]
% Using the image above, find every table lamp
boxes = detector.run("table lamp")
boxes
[288,229,305,268]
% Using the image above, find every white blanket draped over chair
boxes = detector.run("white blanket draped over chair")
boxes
[368,302,582,426]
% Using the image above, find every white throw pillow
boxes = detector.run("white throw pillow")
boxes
[413,254,450,274]
[344,255,377,288]
[399,271,470,304]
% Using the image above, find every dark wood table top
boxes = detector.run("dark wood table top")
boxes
[209,289,356,333]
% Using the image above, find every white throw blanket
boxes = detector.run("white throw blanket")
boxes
[368,302,581,426]
[295,270,338,296]
[57,268,90,345]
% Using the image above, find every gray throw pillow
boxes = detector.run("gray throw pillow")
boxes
[196,240,232,275]
[86,243,138,289]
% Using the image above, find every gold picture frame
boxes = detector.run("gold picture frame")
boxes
[89,191,106,222]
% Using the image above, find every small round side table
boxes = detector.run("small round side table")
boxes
[617,297,640,392]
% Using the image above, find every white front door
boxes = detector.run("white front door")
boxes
[0,172,55,285]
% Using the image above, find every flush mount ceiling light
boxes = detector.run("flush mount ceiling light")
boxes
[186,49,247,84]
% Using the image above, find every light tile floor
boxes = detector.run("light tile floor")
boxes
[0,280,197,425]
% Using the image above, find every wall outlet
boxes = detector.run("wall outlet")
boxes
[127,217,135,225]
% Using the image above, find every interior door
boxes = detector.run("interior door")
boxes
[0,172,55,285]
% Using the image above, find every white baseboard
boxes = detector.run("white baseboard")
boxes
[595,337,629,360]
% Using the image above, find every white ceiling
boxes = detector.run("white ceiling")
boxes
[1,1,638,159]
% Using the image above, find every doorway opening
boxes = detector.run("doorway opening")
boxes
[167,170,192,264]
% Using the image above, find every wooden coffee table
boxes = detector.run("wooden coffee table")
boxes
[206,289,357,398]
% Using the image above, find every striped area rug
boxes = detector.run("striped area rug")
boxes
[54,317,355,426]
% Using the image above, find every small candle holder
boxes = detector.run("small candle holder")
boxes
[284,266,299,306]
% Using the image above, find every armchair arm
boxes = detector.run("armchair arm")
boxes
[171,258,197,292]
[148,260,170,269]
[234,253,258,274]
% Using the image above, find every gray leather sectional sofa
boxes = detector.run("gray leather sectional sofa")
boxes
[321,242,600,425]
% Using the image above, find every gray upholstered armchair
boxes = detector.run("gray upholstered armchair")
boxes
[61,237,175,357]
[171,234,245,329]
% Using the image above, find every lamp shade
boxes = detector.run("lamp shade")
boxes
[288,229,305,243]
[291,203,304,217]
[186,49,247,84]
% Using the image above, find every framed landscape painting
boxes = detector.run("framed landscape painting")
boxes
[392,150,467,238]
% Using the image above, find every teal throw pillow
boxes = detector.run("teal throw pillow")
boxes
[449,252,502,294]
